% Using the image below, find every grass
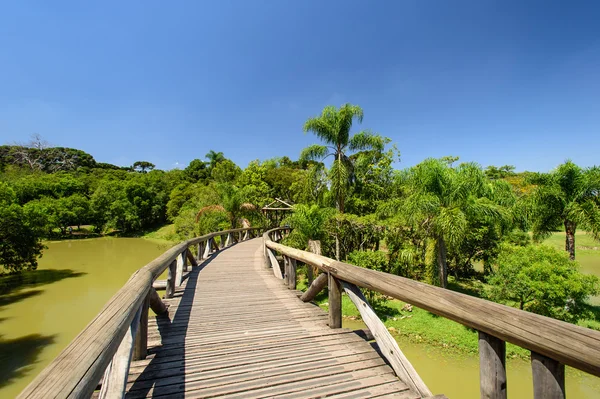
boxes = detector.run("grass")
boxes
[140,224,180,244]
[296,250,600,360]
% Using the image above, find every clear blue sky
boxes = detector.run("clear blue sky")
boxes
[1,1,599,172]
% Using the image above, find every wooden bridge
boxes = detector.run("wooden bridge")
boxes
[18,228,600,399]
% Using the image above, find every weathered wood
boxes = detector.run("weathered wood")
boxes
[328,273,342,329]
[152,279,166,290]
[197,242,204,261]
[342,282,432,397]
[133,294,150,361]
[99,304,143,399]
[18,270,152,399]
[479,331,507,399]
[186,249,198,267]
[165,260,176,299]
[225,232,232,247]
[18,228,260,398]
[288,257,297,290]
[265,239,600,377]
[148,288,168,315]
[266,248,283,279]
[531,352,565,399]
[204,238,212,258]
[301,273,328,302]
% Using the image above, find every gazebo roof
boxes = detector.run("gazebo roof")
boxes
[261,198,293,211]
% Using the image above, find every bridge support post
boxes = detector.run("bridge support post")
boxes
[204,238,212,258]
[165,260,177,298]
[244,230,249,240]
[287,257,297,290]
[531,352,565,399]
[478,331,507,399]
[328,273,342,328]
[225,233,232,247]
[175,249,186,286]
[197,242,204,261]
[133,292,150,361]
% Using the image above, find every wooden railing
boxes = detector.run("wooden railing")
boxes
[263,227,600,399]
[18,227,263,399]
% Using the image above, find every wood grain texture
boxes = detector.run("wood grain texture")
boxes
[122,238,422,399]
[342,282,432,397]
[531,351,565,399]
[479,331,507,399]
[265,235,600,377]
[99,305,142,399]
[300,273,328,302]
[18,228,261,399]
[328,274,342,329]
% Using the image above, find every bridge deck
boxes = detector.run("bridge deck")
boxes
[123,239,428,398]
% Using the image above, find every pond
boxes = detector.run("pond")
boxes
[0,237,168,398]
[1,237,599,398]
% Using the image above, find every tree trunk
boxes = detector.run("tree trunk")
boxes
[564,220,576,260]
[437,237,448,289]
[335,235,340,261]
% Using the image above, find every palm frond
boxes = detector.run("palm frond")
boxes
[299,144,330,162]
[195,205,226,222]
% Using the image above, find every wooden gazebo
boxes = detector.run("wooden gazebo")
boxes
[262,198,293,227]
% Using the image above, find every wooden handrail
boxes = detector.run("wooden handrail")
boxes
[18,227,262,399]
[263,227,600,398]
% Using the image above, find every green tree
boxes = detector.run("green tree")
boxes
[300,104,385,213]
[196,184,256,229]
[183,159,209,182]
[205,150,225,170]
[487,244,598,323]
[132,161,155,173]
[211,159,241,183]
[392,159,505,288]
[0,182,45,273]
[527,161,600,260]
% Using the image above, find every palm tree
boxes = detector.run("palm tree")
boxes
[205,150,225,170]
[397,159,505,288]
[196,184,256,229]
[300,104,385,213]
[283,204,336,282]
[527,160,600,260]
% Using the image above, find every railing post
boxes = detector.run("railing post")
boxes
[288,257,297,290]
[531,352,565,399]
[197,242,204,261]
[328,273,342,328]
[244,230,249,240]
[478,331,507,399]
[98,304,142,398]
[225,232,232,247]
[133,292,150,361]
[203,238,212,258]
[175,249,186,286]
[165,260,177,298]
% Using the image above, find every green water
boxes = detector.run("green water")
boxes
[343,319,600,398]
[0,237,169,398]
[1,237,599,398]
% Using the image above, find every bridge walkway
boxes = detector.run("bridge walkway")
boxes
[122,238,429,399]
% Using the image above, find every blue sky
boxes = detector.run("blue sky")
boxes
[1,1,599,172]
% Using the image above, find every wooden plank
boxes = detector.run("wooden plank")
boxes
[301,273,327,302]
[132,294,150,361]
[531,352,565,399]
[175,249,185,286]
[266,248,283,279]
[148,288,168,315]
[342,282,431,397]
[329,273,342,329]
[165,260,176,299]
[265,239,600,377]
[99,305,142,399]
[479,331,506,399]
